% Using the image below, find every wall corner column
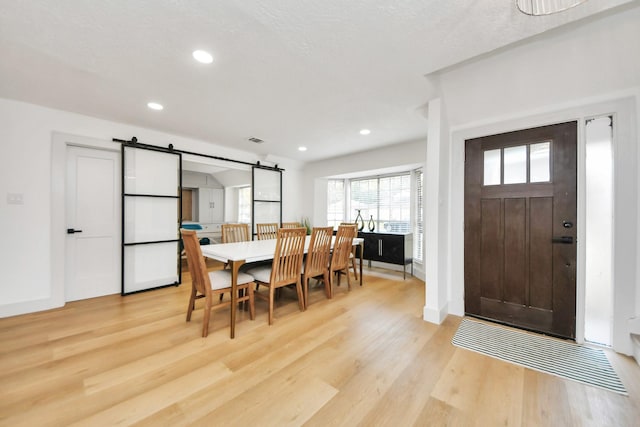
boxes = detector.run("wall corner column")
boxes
[424,97,450,324]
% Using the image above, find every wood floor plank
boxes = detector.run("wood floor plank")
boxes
[303,316,434,425]
[356,316,458,426]
[196,376,338,426]
[521,369,574,427]
[69,362,232,426]
[1,268,639,427]
[413,396,465,427]
[134,315,351,425]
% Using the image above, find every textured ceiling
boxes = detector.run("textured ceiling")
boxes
[0,0,632,162]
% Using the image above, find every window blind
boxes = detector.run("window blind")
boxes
[414,169,424,263]
[350,174,411,233]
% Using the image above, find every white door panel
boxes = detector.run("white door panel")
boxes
[122,145,180,293]
[66,146,120,301]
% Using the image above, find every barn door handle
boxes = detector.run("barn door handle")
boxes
[552,236,573,244]
[67,228,83,234]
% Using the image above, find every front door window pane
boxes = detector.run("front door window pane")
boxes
[483,149,501,186]
[504,145,527,184]
[530,142,551,183]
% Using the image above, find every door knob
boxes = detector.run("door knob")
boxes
[67,228,83,234]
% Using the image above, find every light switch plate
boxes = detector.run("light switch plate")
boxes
[7,193,24,205]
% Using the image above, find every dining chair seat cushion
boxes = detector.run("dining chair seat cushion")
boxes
[181,223,203,230]
[244,265,273,283]
[208,270,254,291]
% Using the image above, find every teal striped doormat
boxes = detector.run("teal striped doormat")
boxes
[452,318,627,395]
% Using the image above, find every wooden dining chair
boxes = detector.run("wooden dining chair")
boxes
[282,222,302,229]
[181,229,255,337]
[221,223,250,243]
[330,224,357,294]
[256,223,279,240]
[302,226,333,308]
[246,227,306,325]
[340,222,360,281]
[218,223,252,300]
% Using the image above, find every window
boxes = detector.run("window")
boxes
[328,171,418,260]
[503,145,527,184]
[328,173,414,234]
[327,179,345,228]
[483,149,501,185]
[584,116,613,346]
[483,142,551,186]
[350,174,411,233]
[238,186,251,223]
[530,142,551,182]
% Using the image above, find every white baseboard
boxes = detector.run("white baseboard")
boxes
[423,303,448,325]
[365,260,415,276]
[630,317,640,366]
[632,335,640,367]
[0,297,63,319]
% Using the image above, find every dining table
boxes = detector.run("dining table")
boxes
[201,235,364,338]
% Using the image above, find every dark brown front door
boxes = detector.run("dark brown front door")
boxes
[464,122,577,339]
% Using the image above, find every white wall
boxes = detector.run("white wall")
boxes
[0,98,303,317]
[427,4,640,355]
[182,171,223,189]
[213,169,252,188]
[437,4,640,128]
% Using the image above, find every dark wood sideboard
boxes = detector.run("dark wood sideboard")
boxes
[358,231,413,279]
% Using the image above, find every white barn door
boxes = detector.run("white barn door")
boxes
[122,144,181,294]
[252,166,282,238]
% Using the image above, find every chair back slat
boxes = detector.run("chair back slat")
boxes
[282,222,302,229]
[181,229,212,298]
[304,227,333,278]
[331,225,356,271]
[340,222,358,233]
[256,223,279,240]
[221,223,250,243]
[270,227,306,286]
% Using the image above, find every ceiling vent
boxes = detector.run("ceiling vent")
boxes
[248,137,264,144]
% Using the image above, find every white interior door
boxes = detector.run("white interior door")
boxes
[65,146,121,301]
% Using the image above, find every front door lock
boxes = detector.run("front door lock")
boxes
[552,236,573,244]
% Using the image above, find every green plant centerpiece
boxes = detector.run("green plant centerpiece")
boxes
[301,217,312,235]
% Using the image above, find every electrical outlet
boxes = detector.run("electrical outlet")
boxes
[7,193,24,205]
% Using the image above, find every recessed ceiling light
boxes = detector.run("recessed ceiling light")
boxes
[192,50,213,64]
[147,102,164,111]
[359,129,371,135]
[298,146,307,152]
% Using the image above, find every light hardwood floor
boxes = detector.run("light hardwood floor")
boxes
[1,266,639,426]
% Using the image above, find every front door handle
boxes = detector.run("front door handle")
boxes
[552,236,573,244]
[67,228,83,234]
